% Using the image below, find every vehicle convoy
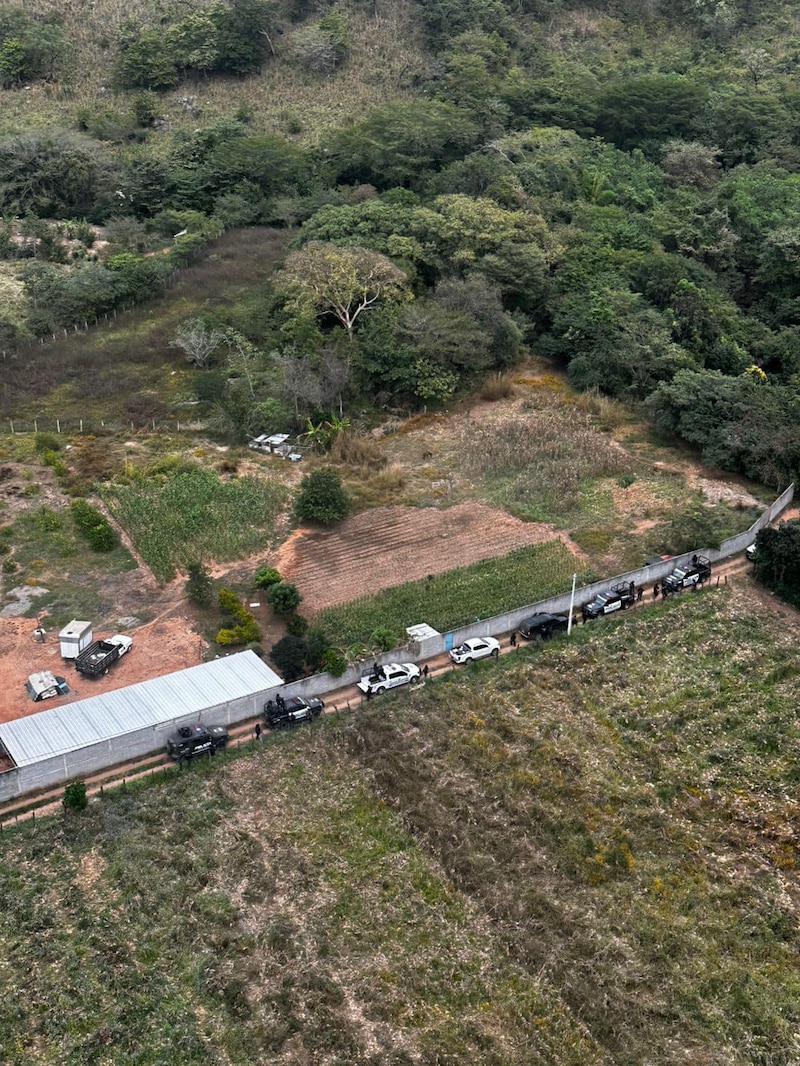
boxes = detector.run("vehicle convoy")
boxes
[662,555,711,592]
[264,694,324,728]
[166,723,229,761]
[582,582,635,620]
[74,634,132,678]
[518,612,569,640]
[449,637,500,664]
[357,662,420,695]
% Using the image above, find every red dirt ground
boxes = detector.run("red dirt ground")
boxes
[273,502,586,612]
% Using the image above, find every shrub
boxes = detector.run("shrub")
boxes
[370,626,397,652]
[285,613,309,637]
[34,432,61,454]
[70,499,117,551]
[254,565,281,590]
[63,780,88,812]
[2,558,17,573]
[321,647,347,677]
[295,467,350,524]
[217,618,261,645]
[267,581,302,616]
[185,561,213,608]
[270,634,308,681]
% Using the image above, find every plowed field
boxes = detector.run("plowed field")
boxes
[273,502,586,613]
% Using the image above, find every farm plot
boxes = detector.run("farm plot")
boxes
[314,538,583,649]
[102,468,288,582]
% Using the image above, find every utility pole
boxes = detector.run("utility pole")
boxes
[567,573,577,636]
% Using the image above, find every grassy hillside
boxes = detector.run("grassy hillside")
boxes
[2,583,799,1064]
[3,0,424,139]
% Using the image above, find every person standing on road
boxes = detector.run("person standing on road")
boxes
[653,583,660,600]
[254,722,262,741]
[422,664,429,679]
[510,631,517,647]
[636,586,643,602]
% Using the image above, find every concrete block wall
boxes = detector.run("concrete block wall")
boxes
[276,483,795,699]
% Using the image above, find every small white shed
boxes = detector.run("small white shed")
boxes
[59,620,93,659]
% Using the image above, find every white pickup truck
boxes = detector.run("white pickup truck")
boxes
[357,662,420,695]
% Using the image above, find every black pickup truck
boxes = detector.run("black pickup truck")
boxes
[166,723,229,761]
[582,582,635,621]
[662,556,711,593]
[74,635,132,677]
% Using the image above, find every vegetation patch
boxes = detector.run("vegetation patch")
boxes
[102,467,287,582]
[316,538,582,648]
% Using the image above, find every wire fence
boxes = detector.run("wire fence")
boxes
[2,415,207,436]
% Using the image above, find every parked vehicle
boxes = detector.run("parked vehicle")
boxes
[25,671,69,702]
[166,723,228,761]
[264,695,324,729]
[662,556,711,592]
[357,662,420,695]
[449,636,500,664]
[746,543,757,561]
[74,635,132,678]
[582,582,635,620]
[518,612,569,640]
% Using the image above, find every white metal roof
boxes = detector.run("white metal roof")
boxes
[59,620,92,639]
[0,651,282,768]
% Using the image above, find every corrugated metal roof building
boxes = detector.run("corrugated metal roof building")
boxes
[0,651,282,802]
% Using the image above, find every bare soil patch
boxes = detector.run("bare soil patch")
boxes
[272,502,587,613]
[0,610,204,723]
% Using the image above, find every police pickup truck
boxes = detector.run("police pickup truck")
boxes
[582,582,635,621]
[166,723,229,761]
[662,555,711,593]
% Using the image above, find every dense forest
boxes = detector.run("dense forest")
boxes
[3,0,800,485]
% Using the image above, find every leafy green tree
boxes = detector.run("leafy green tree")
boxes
[0,8,65,87]
[647,369,800,486]
[327,100,480,189]
[0,131,119,220]
[278,242,410,341]
[752,521,800,607]
[167,10,219,76]
[267,581,302,615]
[705,93,793,167]
[185,561,213,608]
[114,25,180,90]
[270,634,308,681]
[593,76,707,152]
[295,467,350,524]
[210,0,278,76]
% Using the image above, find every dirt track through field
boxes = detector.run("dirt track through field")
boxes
[273,502,587,613]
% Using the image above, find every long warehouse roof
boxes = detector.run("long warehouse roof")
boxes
[0,651,282,768]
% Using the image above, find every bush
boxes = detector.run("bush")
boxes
[294,467,350,524]
[267,581,302,616]
[254,565,281,590]
[285,613,309,637]
[70,499,118,552]
[321,647,347,677]
[370,626,397,652]
[63,780,88,812]
[34,432,61,454]
[270,634,308,681]
[217,585,261,644]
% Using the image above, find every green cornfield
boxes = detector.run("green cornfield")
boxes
[103,468,288,581]
[316,539,585,648]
